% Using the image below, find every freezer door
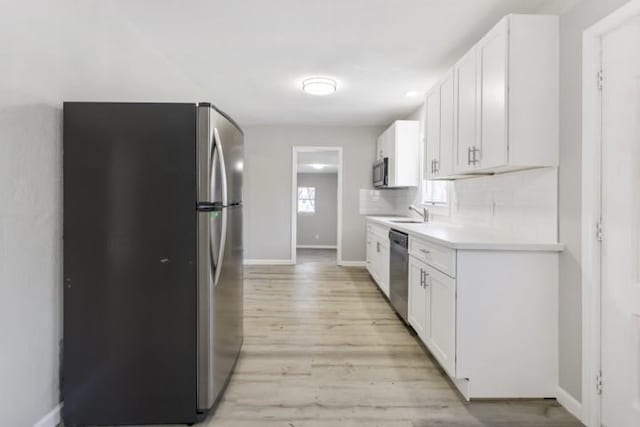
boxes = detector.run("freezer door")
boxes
[198,105,243,206]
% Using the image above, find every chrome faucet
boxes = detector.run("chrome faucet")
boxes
[409,205,430,223]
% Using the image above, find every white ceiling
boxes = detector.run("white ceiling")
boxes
[105,0,579,127]
[3,0,579,127]
[297,151,340,174]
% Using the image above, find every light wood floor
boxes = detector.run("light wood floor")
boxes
[202,249,583,427]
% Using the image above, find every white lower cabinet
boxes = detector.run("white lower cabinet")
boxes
[408,256,456,378]
[407,235,558,400]
[425,264,456,377]
[366,222,390,297]
[408,256,430,339]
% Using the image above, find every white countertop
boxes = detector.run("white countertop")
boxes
[367,216,564,252]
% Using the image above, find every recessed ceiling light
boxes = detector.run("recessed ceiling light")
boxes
[302,77,337,96]
[311,163,326,170]
[405,91,419,98]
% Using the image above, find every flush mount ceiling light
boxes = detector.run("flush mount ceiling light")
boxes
[302,77,337,96]
[405,90,419,98]
[311,163,326,170]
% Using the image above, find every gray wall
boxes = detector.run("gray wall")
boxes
[297,173,338,247]
[244,126,380,262]
[556,0,629,402]
[0,104,63,426]
[0,2,204,425]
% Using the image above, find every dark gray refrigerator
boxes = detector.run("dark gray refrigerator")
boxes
[62,102,244,426]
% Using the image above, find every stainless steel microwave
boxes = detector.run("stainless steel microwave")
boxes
[373,157,389,188]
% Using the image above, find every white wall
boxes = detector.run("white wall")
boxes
[0,2,204,425]
[297,173,338,247]
[244,126,381,263]
[556,0,630,402]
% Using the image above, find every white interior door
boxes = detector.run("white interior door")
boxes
[600,14,640,427]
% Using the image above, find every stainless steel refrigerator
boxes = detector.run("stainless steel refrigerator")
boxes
[62,102,243,426]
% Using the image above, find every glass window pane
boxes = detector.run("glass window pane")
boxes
[297,187,316,213]
[422,180,449,206]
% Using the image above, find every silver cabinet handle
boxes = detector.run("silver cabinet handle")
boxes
[377,242,380,253]
[467,147,472,165]
[471,146,481,165]
[420,249,431,255]
[434,159,439,174]
[420,269,424,288]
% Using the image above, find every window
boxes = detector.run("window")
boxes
[297,187,316,213]
[422,180,449,206]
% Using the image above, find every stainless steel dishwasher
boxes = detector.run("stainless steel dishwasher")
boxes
[389,229,409,322]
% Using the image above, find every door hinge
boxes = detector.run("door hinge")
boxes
[596,219,604,242]
[596,371,603,394]
[597,70,604,90]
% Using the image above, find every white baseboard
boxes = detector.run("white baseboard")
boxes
[556,386,583,422]
[33,403,61,427]
[339,260,367,267]
[244,259,294,265]
[296,245,337,249]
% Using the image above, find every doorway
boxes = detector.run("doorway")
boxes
[583,2,640,426]
[291,147,343,265]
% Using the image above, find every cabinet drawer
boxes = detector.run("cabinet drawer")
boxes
[367,223,390,243]
[409,237,456,278]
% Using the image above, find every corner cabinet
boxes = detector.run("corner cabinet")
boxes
[376,120,420,187]
[366,222,390,297]
[425,14,559,179]
[407,235,559,399]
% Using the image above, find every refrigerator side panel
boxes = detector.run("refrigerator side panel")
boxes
[62,103,198,425]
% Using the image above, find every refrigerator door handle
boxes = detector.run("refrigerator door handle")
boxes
[211,127,228,287]
[211,127,228,207]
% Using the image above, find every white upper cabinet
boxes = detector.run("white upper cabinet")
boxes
[376,120,420,187]
[426,70,457,179]
[445,14,558,176]
[439,73,455,178]
[478,20,508,170]
[425,89,441,180]
[455,49,480,174]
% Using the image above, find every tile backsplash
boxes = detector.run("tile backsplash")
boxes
[359,188,415,216]
[360,167,558,242]
[451,168,558,241]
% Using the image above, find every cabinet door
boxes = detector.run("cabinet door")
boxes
[379,242,390,297]
[408,257,429,339]
[425,90,441,179]
[479,21,508,169]
[439,71,455,177]
[376,135,385,160]
[426,265,456,376]
[455,50,480,173]
[366,230,374,276]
